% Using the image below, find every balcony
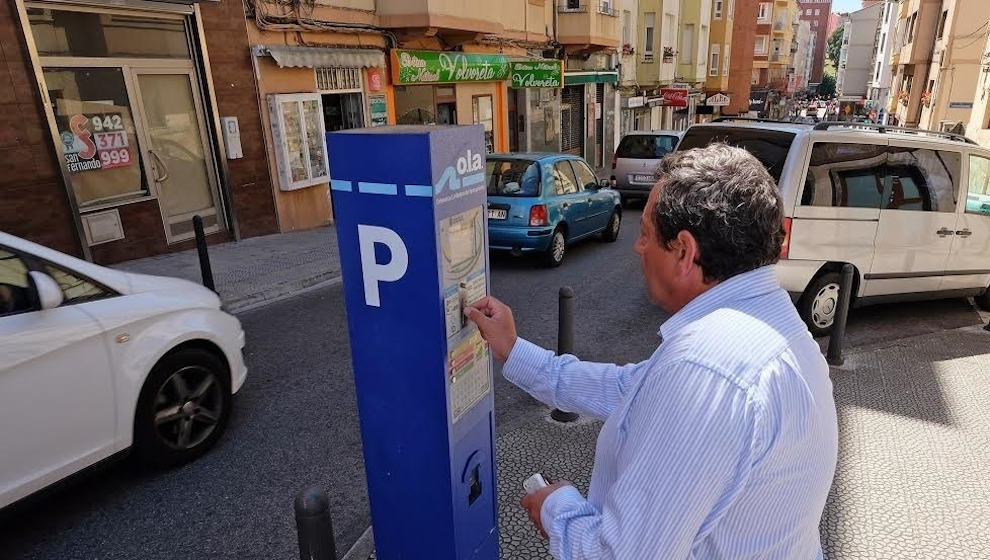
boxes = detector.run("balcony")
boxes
[556,1,620,53]
[377,0,504,35]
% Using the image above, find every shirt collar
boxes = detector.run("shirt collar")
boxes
[658,266,781,341]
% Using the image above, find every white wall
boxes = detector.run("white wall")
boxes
[838,3,883,97]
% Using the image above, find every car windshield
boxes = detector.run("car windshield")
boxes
[616,135,679,159]
[676,126,796,183]
[486,159,541,197]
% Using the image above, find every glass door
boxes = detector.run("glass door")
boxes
[130,68,222,242]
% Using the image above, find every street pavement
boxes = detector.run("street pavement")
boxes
[3,207,990,559]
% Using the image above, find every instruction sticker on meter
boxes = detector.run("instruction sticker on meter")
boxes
[440,207,490,422]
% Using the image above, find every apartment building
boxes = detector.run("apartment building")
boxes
[964,29,990,147]
[867,0,899,123]
[888,0,941,126]
[791,20,814,94]
[798,0,832,86]
[724,0,760,115]
[836,2,883,100]
[769,0,799,91]
[704,0,736,110]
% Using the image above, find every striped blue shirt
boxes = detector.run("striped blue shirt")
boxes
[503,266,838,559]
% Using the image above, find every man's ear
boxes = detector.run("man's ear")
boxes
[675,230,700,274]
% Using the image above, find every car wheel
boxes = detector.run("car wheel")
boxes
[601,211,621,242]
[544,229,566,267]
[798,272,842,337]
[133,347,231,468]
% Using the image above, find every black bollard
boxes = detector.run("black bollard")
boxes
[826,264,855,366]
[192,215,216,292]
[294,486,337,560]
[551,286,579,423]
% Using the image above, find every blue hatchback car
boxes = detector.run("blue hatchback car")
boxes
[485,153,622,266]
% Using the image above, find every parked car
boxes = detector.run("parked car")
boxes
[0,232,247,509]
[612,131,682,204]
[485,153,622,266]
[676,120,990,336]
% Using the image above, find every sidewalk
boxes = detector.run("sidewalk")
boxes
[112,227,340,313]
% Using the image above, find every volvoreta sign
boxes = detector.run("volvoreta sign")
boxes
[508,60,563,88]
[660,87,689,107]
[391,49,510,84]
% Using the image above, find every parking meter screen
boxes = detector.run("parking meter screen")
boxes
[441,207,490,422]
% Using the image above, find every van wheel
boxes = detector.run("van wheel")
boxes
[544,229,566,267]
[799,273,842,337]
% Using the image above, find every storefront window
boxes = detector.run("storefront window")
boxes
[472,95,494,153]
[527,89,559,153]
[27,8,190,59]
[322,93,364,131]
[395,85,437,124]
[269,93,329,190]
[44,67,147,207]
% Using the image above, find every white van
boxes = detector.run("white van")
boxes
[676,120,990,336]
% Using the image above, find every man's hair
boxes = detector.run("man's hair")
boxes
[652,143,784,283]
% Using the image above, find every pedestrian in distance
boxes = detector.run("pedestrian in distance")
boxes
[465,143,838,559]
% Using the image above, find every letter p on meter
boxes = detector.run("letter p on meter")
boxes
[358,224,408,307]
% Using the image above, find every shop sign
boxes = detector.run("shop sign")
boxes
[660,88,689,107]
[705,93,730,107]
[367,68,384,92]
[624,96,645,108]
[369,95,388,127]
[60,113,133,173]
[391,50,509,84]
[509,60,562,88]
[949,101,973,109]
[749,90,769,112]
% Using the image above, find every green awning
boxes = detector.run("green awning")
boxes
[564,71,618,85]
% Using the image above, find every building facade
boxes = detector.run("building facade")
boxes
[836,3,882,100]
[888,0,941,127]
[798,0,832,85]
[867,0,898,123]
[724,0,759,115]
[964,27,990,147]
[704,0,735,113]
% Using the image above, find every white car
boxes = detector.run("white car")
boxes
[677,120,990,336]
[0,232,247,509]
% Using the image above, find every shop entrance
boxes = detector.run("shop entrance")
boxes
[561,85,584,156]
[26,4,224,244]
[394,85,459,125]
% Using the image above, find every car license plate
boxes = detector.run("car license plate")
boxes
[633,174,652,183]
[487,209,507,220]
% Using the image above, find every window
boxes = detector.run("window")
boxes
[758,3,769,21]
[937,10,948,39]
[908,12,917,43]
[472,95,495,153]
[814,8,820,16]
[553,161,579,195]
[645,12,656,55]
[875,61,882,81]
[570,160,599,191]
[714,0,723,19]
[0,250,32,317]
[269,93,328,190]
[677,126,796,183]
[699,25,709,66]
[729,0,735,18]
[801,143,886,208]
[43,263,114,304]
[27,8,189,58]
[967,155,990,216]
[681,23,695,63]
[755,35,769,55]
[663,13,675,57]
[567,0,580,9]
[886,146,959,212]
[486,160,541,197]
[884,4,890,23]
[710,44,721,76]
[622,10,631,45]
[616,134,678,158]
[723,43,731,76]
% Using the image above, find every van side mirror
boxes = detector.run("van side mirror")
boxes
[29,271,64,310]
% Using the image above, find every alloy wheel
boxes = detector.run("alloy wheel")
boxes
[153,366,223,451]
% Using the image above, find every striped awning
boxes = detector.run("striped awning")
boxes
[257,46,386,69]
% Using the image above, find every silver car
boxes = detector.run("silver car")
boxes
[611,131,682,203]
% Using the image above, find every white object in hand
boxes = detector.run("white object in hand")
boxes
[523,473,549,494]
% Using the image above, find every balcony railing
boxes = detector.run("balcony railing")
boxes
[557,1,617,16]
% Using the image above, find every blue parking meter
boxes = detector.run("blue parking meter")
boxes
[327,125,497,559]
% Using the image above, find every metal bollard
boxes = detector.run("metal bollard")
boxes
[826,264,855,366]
[192,215,216,292]
[551,286,579,423]
[294,486,337,560]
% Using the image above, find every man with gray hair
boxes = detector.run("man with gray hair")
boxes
[466,144,838,558]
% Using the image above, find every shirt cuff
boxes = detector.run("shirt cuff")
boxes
[502,337,553,391]
[540,485,586,538]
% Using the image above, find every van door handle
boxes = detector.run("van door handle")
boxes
[955,228,973,237]
[936,227,955,237]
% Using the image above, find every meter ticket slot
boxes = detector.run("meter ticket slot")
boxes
[327,125,497,560]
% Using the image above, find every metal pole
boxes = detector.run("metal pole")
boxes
[192,215,216,292]
[294,486,337,560]
[551,286,579,423]
[826,264,855,366]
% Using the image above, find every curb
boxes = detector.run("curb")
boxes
[341,526,375,560]
[228,273,343,314]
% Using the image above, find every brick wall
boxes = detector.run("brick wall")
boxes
[726,0,759,115]
[0,3,79,256]
[198,0,279,238]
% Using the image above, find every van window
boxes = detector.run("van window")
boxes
[966,154,990,216]
[616,135,678,159]
[885,146,958,212]
[677,126,795,183]
[801,143,885,208]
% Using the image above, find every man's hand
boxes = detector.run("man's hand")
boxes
[520,480,573,539]
[464,296,517,361]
